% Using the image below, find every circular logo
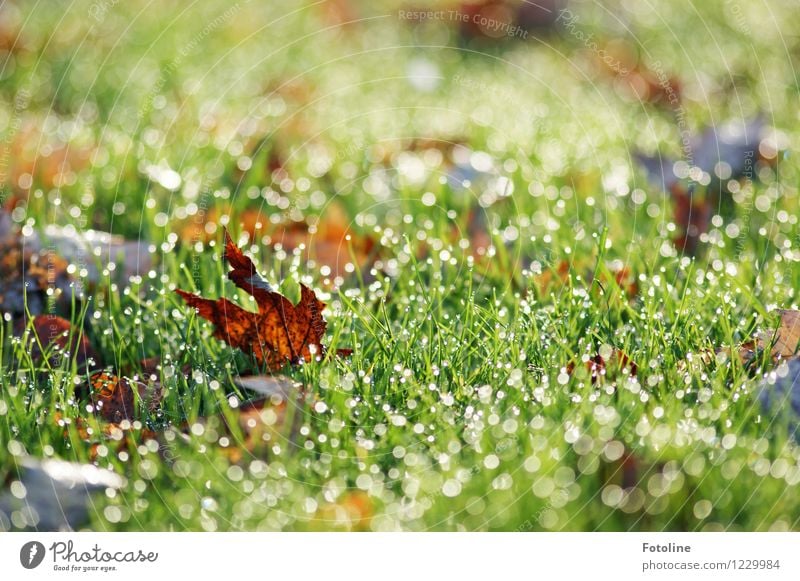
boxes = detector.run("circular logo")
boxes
[20,541,46,569]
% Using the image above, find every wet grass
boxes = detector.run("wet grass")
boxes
[1,0,799,531]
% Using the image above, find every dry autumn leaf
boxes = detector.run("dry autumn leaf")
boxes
[188,377,303,463]
[177,230,338,370]
[567,349,637,383]
[535,260,638,300]
[313,490,373,531]
[181,203,377,281]
[720,310,800,367]
[87,372,137,424]
[133,356,191,384]
[456,1,559,42]
[83,370,162,423]
[594,39,681,106]
[53,408,160,463]
[671,187,712,256]
[52,368,164,461]
[267,204,377,281]
[758,309,800,360]
[21,314,100,370]
[1,122,93,196]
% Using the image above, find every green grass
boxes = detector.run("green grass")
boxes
[1,0,800,531]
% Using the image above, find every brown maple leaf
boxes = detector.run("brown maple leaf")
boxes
[176,230,332,370]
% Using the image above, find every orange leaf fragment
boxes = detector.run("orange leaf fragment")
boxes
[176,230,334,370]
[88,372,137,424]
[180,203,376,281]
[314,490,373,531]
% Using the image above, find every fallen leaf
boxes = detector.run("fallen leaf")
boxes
[181,204,377,281]
[637,160,712,256]
[758,309,800,360]
[0,457,125,531]
[192,380,304,463]
[534,259,638,300]
[86,372,137,424]
[131,357,191,393]
[313,490,373,531]
[458,1,516,41]
[534,260,571,296]
[176,230,335,370]
[1,121,94,196]
[268,204,378,281]
[635,118,774,256]
[227,397,296,462]
[736,340,757,365]
[671,186,712,256]
[721,310,800,367]
[610,265,639,299]
[19,314,100,370]
[463,207,493,257]
[54,411,159,462]
[455,0,560,41]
